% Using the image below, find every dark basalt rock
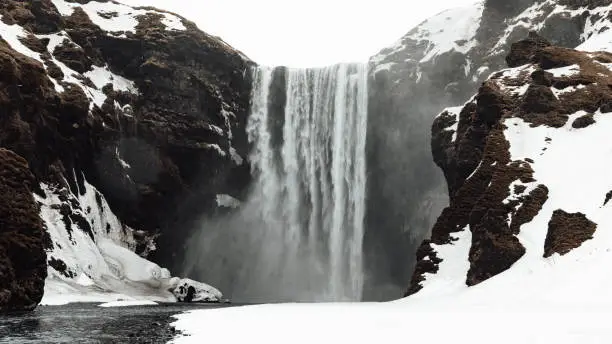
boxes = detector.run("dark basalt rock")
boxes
[405,241,442,296]
[509,185,549,234]
[604,191,612,206]
[521,85,559,113]
[572,113,596,128]
[600,99,612,113]
[531,69,554,86]
[53,40,93,74]
[467,223,526,286]
[543,210,596,257]
[506,32,552,68]
[0,148,47,312]
[0,0,62,34]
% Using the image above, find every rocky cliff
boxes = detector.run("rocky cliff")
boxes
[366,0,612,300]
[406,26,612,296]
[0,0,251,310]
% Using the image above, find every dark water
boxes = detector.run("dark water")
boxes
[0,303,238,344]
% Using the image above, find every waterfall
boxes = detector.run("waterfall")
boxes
[187,64,368,302]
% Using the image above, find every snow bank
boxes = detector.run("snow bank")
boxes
[171,302,612,344]
[578,27,612,53]
[98,300,158,308]
[38,178,222,305]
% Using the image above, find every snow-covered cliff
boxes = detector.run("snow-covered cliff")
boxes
[408,23,612,296]
[0,0,251,309]
[365,0,612,299]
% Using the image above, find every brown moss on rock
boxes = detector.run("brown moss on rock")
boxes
[53,40,93,74]
[510,185,549,234]
[572,113,596,128]
[543,210,596,257]
[506,32,551,68]
[604,191,612,206]
[521,84,559,113]
[44,59,64,80]
[405,241,443,296]
[0,0,62,34]
[18,34,48,54]
[0,148,47,312]
[531,69,554,86]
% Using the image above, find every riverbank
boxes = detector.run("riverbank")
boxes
[0,303,238,344]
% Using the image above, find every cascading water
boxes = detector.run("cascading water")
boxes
[185,64,368,302]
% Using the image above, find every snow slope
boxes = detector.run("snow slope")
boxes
[38,179,223,305]
[371,2,483,69]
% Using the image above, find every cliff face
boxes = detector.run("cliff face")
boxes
[406,27,612,296]
[0,149,47,312]
[365,0,612,299]
[0,0,251,310]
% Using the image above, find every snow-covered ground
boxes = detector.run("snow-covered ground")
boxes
[172,206,612,342]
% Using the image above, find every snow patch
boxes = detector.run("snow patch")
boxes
[547,64,580,77]
[441,106,462,142]
[415,228,472,298]
[50,0,186,33]
[98,300,158,308]
[230,147,244,166]
[411,3,484,62]
[0,17,44,62]
[579,27,612,53]
[85,65,138,94]
[552,84,587,98]
[216,194,241,209]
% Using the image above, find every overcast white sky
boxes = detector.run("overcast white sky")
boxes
[119,0,479,67]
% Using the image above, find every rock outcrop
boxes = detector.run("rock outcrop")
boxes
[544,210,597,258]
[0,0,251,310]
[366,0,612,300]
[406,30,612,295]
[0,149,47,311]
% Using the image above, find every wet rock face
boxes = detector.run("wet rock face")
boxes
[544,210,596,257]
[0,149,47,312]
[484,0,539,17]
[83,15,253,266]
